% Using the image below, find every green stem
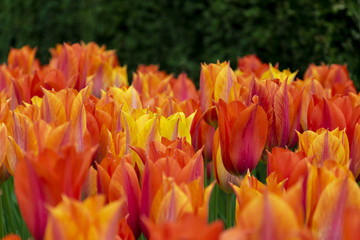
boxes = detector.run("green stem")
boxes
[204,162,208,188]
[226,193,233,228]
[0,187,4,237]
[3,180,16,233]
[214,185,218,222]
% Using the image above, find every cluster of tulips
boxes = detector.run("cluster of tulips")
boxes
[0,42,360,240]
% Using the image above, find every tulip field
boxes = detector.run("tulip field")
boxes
[1,42,360,240]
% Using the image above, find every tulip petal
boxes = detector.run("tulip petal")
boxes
[274,80,289,147]
[14,158,50,240]
[312,177,360,239]
[70,87,89,151]
[0,123,7,167]
[238,193,300,239]
[214,63,236,102]
[41,88,66,124]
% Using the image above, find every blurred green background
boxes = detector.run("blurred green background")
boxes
[0,0,359,87]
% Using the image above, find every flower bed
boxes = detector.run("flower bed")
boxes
[0,42,359,240]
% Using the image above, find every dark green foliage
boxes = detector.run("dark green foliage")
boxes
[0,0,359,87]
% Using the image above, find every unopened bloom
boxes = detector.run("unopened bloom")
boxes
[217,99,268,175]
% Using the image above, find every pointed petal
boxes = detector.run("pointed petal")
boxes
[0,123,7,167]
[70,88,89,151]
[274,80,290,147]
[312,177,360,239]
[41,88,66,124]
[14,158,49,240]
[214,63,236,102]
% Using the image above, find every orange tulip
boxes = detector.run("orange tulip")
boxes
[7,45,40,75]
[217,99,268,175]
[14,145,97,239]
[3,46,64,106]
[170,73,199,102]
[44,195,125,240]
[200,61,237,127]
[142,177,214,231]
[294,78,328,131]
[248,78,302,149]
[269,79,291,148]
[135,138,204,187]
[4,111,37,174]
[36,69,65,92]
[48,42,127,94]
[237,54,269,79]
[136,64,168,80]
[132,67,173,107]
[138,138,205,236]
[304,63,356,96]
[307,96,346,131]
[330,95,353,126]
[200,61,227,113]
[97,158,141,238]
[304,64,329,86]
[267,147,311,189]
[14,86,95,153]
[287,83,304,148]
[231,170,307,227]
